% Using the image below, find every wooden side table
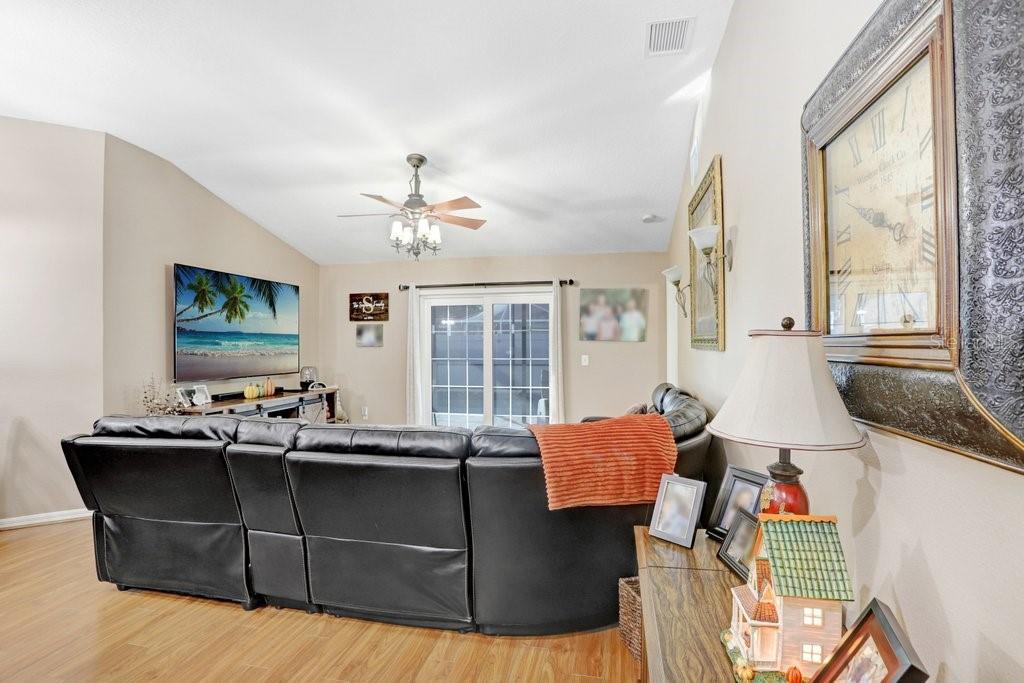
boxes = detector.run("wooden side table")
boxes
[633,526,738,683]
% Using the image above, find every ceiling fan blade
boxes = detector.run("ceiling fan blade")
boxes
[360,193,407,211]
[422,196,481,213]
[434,213,487,230]
[336,212,394,218]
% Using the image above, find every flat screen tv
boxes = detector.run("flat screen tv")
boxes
[173,263,300,382]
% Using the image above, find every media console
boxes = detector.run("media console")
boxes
[180,385,339,422]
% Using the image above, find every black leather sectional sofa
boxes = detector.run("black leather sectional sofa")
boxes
[62,387,710,635]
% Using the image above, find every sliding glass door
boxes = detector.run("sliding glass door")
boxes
[428,302,485,428]
[420,287,553,428]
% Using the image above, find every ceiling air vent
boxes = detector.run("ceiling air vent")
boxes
[645,17,693,57]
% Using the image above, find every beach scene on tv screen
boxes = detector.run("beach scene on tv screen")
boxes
[174,265,299,381]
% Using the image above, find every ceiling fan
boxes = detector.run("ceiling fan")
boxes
[337,153,486,259]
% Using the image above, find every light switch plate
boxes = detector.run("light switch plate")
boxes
[581,354,590,367]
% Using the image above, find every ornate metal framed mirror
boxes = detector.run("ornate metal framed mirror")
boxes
[802,0,1024,472]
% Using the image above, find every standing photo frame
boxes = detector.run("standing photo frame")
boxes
[649,475,707,549]
[191,385,212,405]
[717,508,758,581]
[706,465,768,542]
[812,598,927,682]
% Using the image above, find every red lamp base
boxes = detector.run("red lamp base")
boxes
[763,479,809,515]
[764,448,810,515]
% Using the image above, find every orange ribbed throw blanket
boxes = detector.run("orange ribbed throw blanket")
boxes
[528,413,678,510]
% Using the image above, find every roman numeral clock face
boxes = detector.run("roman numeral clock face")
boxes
[824,55,939,335]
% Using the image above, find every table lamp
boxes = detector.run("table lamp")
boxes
[706,317,866,514]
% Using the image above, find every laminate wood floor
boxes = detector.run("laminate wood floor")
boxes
[0,520,640,682]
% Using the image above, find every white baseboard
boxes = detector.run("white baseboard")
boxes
[0,508,91,530]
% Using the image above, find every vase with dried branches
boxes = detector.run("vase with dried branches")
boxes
[142,375,184,416]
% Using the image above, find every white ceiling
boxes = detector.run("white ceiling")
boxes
[0,1,732,264]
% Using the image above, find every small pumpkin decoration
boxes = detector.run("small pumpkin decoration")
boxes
[243,384,259,400]
[264,377,275,396]
[785,666,804,683]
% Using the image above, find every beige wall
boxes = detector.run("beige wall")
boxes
[103,135,319,413]
[668,1,1024,679]
[0,117,105,519]
[319,253,666,425]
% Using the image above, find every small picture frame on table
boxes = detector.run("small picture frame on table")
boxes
[717,507,758,581]
[706,465,768,542]
[811,598,928,682]
[649,474,707,548]
[192,385,212,405]
[175,387,196,407]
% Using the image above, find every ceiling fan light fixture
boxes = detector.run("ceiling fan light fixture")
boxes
[347,153,485,259]
[416,216,430,239]
[389,216,405,242]
[400,224,415,245]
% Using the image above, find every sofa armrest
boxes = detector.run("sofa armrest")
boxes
[675,429,712,481]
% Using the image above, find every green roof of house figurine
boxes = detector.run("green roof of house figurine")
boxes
[724,514,854,681]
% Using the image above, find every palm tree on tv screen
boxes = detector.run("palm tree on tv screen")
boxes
[175,274,216,318]
[174,265,295,323]
[175,267,283,326]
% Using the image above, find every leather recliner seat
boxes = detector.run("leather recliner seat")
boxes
[286,424,475,630]
[223,418,311,610]
[467,427,651,634]
[63,415,264,608]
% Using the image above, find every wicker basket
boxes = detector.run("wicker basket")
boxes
[618,576,643,661]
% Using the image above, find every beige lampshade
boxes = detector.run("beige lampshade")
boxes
[706,329,867,451]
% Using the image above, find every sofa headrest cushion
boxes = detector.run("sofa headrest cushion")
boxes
[470,426,540,458]
[182,416,241,441]
[661,396,707,441]
[294,424,472,459]
[93,415,188,439]
[92,415,243,442]
[237,417,306,449]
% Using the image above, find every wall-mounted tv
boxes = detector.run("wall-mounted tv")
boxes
[174,263,300,382]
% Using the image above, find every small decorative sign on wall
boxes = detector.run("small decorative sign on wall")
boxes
[349,292,389,321]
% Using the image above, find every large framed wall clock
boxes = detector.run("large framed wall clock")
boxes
[802,0,1024,472]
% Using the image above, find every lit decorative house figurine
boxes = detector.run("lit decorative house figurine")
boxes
[725,514,854,680]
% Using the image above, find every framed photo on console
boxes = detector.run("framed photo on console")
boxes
[812,598,927,682]
[717,507,758,581]
[649,475,706,548]
[192,385,212,405]
[706,465,768,542]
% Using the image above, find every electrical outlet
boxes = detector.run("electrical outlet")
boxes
[581,354,590,367]
[361,406,369,420]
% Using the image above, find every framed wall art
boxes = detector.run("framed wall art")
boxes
[349,292,389,321]
[801,0,1024,472]
[356,323,383,348]
[688,155,725,350]
[578,288,649,342]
